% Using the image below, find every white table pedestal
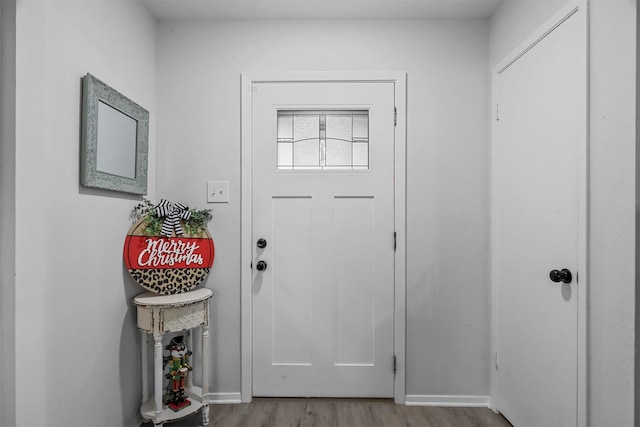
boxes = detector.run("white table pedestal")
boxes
[134,288,213,426]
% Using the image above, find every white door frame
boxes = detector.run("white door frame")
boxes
[241,71,407,403]
[490,2,588,424]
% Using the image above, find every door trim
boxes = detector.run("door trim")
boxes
[240,71,407,403]
[489,2,588,425]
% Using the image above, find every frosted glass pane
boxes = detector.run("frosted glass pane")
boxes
[294,138,320,166]
[278,114,293,140]
[326,114,352,142]
[353,142,368,167]
[278,142,293,167]
[353,114,368,139]
[293,115,319,142]
[325,139,351,167]
[277,110,369,170]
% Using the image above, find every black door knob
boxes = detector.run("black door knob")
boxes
[549,268,572,284]
[257,238,267,249]
[256,260,268,271]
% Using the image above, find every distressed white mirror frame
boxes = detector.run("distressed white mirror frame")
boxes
[80,73,149,195]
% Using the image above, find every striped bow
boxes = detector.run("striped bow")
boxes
[155,199,192,237]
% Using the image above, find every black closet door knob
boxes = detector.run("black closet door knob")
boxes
[549,268,572,284]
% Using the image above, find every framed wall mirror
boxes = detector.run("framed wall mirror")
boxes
[80,73,149,195]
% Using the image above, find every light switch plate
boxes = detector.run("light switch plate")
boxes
[207,181,229,203]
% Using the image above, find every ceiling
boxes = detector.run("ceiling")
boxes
[141,0,505,21]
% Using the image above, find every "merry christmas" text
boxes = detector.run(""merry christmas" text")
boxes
[137,238,204,267]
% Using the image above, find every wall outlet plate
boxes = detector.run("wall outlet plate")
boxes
[207,181,229,203]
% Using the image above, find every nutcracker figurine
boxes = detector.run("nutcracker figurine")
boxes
[163,335,193,411]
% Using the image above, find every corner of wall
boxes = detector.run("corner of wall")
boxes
[635,2,639,425]
[0,0,17,426]
[588,0,637,424]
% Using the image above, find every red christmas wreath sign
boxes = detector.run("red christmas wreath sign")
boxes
[124,213,214,295]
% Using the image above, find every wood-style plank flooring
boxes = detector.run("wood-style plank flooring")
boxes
[162,398,512,427]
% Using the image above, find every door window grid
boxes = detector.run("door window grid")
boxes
[277,111,369,170]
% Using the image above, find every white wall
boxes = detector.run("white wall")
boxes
[588,0,636,425]
[156,18,491,399]
[14,1,156,426]
[637,2,640,424]
[490,0,637,425]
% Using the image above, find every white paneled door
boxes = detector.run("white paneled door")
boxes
[251,81,396,397]
[493,6,583,427]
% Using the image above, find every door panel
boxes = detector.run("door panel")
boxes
[271,196,313,365]
[252,81,395,397]
[494,10,581,427]
[334,196,375,366]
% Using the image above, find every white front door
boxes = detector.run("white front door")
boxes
[493,7,583,427]
[251,81,396,397]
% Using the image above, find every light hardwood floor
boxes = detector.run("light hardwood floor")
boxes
[160,398,512,427]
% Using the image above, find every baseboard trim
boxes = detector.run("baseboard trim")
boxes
[207,392,242,404]
[404,395,490,407]
[204,393,489,407]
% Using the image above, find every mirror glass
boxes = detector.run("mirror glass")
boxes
[96,101,137,179]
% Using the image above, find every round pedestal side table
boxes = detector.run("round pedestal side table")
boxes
[134,288,213,426]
